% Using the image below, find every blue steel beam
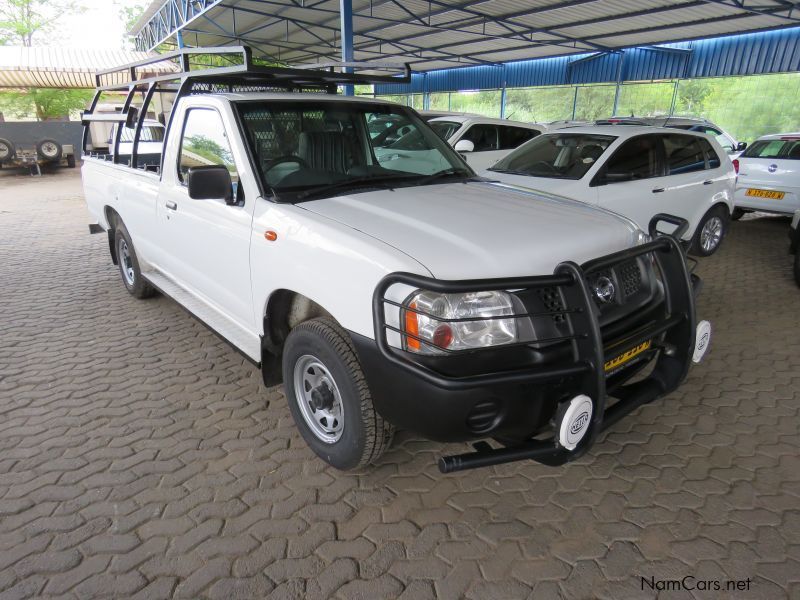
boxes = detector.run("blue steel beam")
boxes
[340,0,354,95]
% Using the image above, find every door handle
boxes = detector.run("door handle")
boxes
[165,200,178,211]
[703,180,713,185]
[652,187,665,193]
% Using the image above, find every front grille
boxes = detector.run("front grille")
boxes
[618,259,642,298]
[538,287,566,323]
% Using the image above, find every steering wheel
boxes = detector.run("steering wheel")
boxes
[264,155,310,173]
[533,160,558,173]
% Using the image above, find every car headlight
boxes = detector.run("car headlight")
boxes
[401,290,517,354]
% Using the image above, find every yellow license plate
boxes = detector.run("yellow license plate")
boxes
[746,188,785,200]
[604,340,652,373]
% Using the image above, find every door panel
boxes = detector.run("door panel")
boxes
[158,107,255,329]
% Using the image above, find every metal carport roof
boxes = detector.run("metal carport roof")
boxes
[132,0,800,71]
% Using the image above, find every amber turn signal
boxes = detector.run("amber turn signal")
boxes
[264,230,278,241]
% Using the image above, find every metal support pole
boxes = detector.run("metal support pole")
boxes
[176,29,185,49]
[669,80,679,116]
[612,51,625,116]
[340,0,354,96]
[499,65,507,119]
[571,86,578,120]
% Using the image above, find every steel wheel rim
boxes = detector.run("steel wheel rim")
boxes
[700,216,723,252]
[41,142,58,158]
[119,239,135,285]
[293,354,344,444]
[0,144,9,160]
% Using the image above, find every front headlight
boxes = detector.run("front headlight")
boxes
[401,290,517,354]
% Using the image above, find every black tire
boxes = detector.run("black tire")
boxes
[282,317,393,470]
[794,251,800,288]
[690,205,729,257]
[0,137,14,162]
[36,139,62,161]
[114,222,156,299]
[731,208,746,221]
[66,153,76,168]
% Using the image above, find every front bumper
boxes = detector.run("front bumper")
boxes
[363,234,699,472]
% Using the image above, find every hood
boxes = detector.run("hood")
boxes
[299,181,638,279]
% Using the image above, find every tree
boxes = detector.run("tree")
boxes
[0,88,93,120]
[0,0,81,46]
[114,0,148,49]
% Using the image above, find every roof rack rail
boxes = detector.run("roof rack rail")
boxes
[92,45,411,92]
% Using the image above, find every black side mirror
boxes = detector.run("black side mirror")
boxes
[187,165,234,205]
[736,141,748,151]
[125,106,138,129]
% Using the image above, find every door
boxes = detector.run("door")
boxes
[157,106,256,328]
[593,134,674,235]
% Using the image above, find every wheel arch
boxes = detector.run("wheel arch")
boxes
[260,289,335,386]
[104,206,123,265]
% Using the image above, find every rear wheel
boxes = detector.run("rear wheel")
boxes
[114,222,156,299]
[282,317,393,470]
[691,206,728,257]
[0,137,15,162]
[36,139,62,161]
[66,154,76,168]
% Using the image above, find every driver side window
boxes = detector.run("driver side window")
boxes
[461,124,499,152]
[178,108,239,186]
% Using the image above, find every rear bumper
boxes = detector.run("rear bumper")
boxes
[734,186,800,214]
[365,234,699,470]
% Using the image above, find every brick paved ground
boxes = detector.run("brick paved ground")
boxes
[1,168,798,599]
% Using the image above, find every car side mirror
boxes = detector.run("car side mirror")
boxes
[736,141,747,151]
[187,165,234,205]
[453,139,475,153]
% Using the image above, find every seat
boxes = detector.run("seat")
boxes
[298,131,354,173]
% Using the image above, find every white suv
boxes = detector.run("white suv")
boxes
[483,126,736,256]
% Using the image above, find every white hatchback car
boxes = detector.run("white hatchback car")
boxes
[733,133,800,219]
[428,115,546,171]
[482,126,736,256]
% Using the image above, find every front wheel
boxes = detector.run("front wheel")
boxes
[731,208,746,221]
[690,206,728,257]
[282,318,393,470]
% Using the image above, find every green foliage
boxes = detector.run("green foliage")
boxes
[376,71,800,143]
[0,88,93,120]
[0,0,83,46]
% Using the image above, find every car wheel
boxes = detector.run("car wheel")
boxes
[114,222,156,299]
[794,251,800,288]
[0,137,15,162]
[282,317,394,470]
[691,206,728,257]
[731,208,746,221]
[36,139,62,161]
[66,154,76,168]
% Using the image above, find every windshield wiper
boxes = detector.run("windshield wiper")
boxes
[294,176,398,201]
[415,168,477,186]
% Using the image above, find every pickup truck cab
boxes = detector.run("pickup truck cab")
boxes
[81,48,711,473]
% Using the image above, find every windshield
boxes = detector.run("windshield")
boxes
[237,101,472,201]
[490,133,616,180]
[429,120,461,140]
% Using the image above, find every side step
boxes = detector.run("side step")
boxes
[143,270,261,363]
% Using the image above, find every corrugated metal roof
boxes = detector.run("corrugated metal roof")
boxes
[132,0,800,72]
[0,47,178,89]
[375,27,800,94]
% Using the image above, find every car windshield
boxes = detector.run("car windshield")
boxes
[429,120,461,140]
[237,101,472,201]
[489,133,616,180]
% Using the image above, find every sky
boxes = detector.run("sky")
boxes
[50,0,145,49]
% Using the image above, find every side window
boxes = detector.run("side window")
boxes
[601,135,660,183]
[698,138,721,169]
[498,126,539,150]
[461,124,499,152]
[178,108,238,185]
[663,134,706,175]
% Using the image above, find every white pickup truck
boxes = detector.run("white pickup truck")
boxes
[81,48,711,473]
